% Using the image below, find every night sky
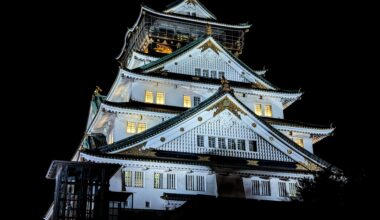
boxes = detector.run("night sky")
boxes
[8,0,374,219]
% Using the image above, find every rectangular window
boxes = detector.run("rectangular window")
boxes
[254,104,262,116]
[218,138,226,149]
[279,182,287,197]
[208,137,216,148]
[289,182,297,197]
[219,71,225,79]
[124,171,132,187]
[156,92,165,105]
[186,175,205,191]
[237,140,246,151]
[145,201,150,208]
[193,96,201,106]
[228,139,236,150]
[249,140,257,152]
[134,171,144,188]
[195,68,201,76]
[203,69,209,77]
[167,174,176,190]
[154,173,163,189]
[211,70,217,78]
[184,95,191,108]
[145,91,154,103]
[252,180,260,195]
[294,138,304,147]
[264,105,272,117]
[197,135,204,147]
[261,180,271,196]
[126,122,136,134]
[137,123,146,133]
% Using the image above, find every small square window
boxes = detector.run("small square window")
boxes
[145,201,151,208]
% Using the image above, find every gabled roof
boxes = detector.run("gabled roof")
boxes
[164,0,217,20]
[95,88,334,171]
[136,36,279,90]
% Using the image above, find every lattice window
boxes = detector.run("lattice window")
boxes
[208,137,216,148]
[237,139,246,151]
[264,105,272,117]
[252,180,260,195]
[203,69,209,77]
[183,95,191,108]
[218,138,226,149]
[228,139,236,150]
[154,173,163,189]
[197,135,204,147]
[145,91,154,103]
[134,171,144,188]
[249,140,257,152]
[186,175,205,191]
[261,180,271,196]
[126,122,136,134]
[255,104,262,116]
[194,96,201,106]
[137,123,146,133]
[156,92,165,105]
[289,182,298,197]
[167,174,176,190]
[211,70,217,78]
[279,182,287,197]
[219,71,225,79]
[124,171,132,187]
[195,68,201,76]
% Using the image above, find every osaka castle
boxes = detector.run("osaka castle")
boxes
[44,0,337,219]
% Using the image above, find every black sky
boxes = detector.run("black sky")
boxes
[7,0,375,219]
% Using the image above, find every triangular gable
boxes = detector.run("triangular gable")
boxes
[164,0,217,20]
[138,36,277,90]
[98,89,330,171]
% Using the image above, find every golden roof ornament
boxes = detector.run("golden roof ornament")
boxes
[221,75,232,92]
[186,0,197,6]
[206,23,213,36]
[94,86,103,96]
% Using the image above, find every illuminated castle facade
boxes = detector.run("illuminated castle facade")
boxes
[44,1,336,219]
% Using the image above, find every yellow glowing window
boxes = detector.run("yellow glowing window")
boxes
[145,91,154,103]
[124,171,132,187]
[156,92,165,105]
[126,122,136,134]
[134,171,144,188]
[294,138,304,147]
[254,104,262,116]
[264,105,272,117]
[137,123,146,133]
[184,95,191,108]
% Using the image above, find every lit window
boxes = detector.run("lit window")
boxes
[211,70,217,78]
[137,123,146,133]
[124,171,132,187]
[154,173,163,189]
[218,138,226,149]
[156,92,165,105]
[134,171,144,188]
[203,69,209,77]
[228,139,236,150]
[249,140,257,152]
[197,135,204,147]
[126,122,136,134]
[264,105,272,117]
[208,137,216,148]
[294,138,304,147]
[194,96,201,106]
[167,174,176,189]
[184,95,191,108]
[145,91,154,103]
[237,140,246,151]
[195,68,201,76]
[254,104,262,116]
